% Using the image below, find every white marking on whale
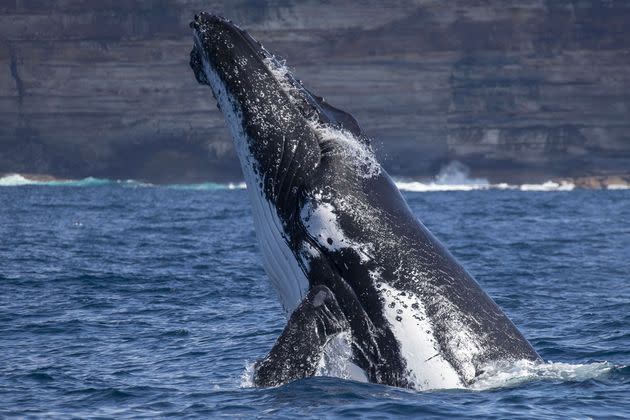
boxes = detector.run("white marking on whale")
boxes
[198,34,308,314]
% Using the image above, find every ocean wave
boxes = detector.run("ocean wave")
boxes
[166,182,246,191]
[394,181,491,192]
[0,174,114,187]
[1,173,625,192]
[239,358,620,391]
[394,180,578,192]
[394,162,581,192]
[471,359,619,391]
[0,174,146,188]
[519,181,575,191]
[0,174,246,190]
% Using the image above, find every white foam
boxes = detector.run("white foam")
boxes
[393,162,585,192]
[239,361,256,388]
[0,174,37,186]
[394,162,490,192]
[394,180,581,192]
[316,332,369,383]
[165,182,246,191]
[471,359,616,391]
[1,173,589,192]
[228,182,247,190]
[0,174,249,190]
[520,180,575,191]
[0,174,114,187]
[394,181,491,192]
[395,162,490,192]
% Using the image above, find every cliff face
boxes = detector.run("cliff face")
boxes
[1,0,629,183]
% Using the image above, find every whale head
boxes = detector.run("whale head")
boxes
[189,13,381,312]
[190,13,321,206]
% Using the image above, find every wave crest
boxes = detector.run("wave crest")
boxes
[2,170,626,192]
[0,174,246,190]
[0,174,113,187]
[394,162,580,192]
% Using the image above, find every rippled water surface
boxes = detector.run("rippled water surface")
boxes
[1,185,628,418]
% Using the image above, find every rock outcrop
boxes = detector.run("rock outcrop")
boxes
[1,0,629,183]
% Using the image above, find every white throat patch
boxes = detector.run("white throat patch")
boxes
[197,36,309,315]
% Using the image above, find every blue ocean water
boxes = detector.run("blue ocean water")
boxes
[0,184,628,418]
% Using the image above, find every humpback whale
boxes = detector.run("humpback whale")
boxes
[189,13,540,390]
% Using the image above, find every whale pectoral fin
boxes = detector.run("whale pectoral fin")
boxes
[253,285,349,387]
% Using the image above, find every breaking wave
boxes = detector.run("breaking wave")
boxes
[1,169,626,192]
[165,182,246,191]
[0,174,245,190]
[394,180,578,192]
[0,174,115,187]
[394,162,579,192]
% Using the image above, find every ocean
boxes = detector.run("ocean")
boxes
[0,180,628,418]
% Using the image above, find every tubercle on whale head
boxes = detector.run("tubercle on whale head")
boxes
[189,13,265,89]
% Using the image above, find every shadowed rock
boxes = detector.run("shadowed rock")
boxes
[1,1,629,183]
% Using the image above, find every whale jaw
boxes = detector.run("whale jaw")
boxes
[190,20,311,315]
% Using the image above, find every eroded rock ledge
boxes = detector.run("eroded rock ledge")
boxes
[1,1,629,183]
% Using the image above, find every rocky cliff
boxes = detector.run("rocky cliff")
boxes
[1,0,629,183]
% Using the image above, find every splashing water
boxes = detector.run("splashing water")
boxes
[307,120,381,179]
[240,361,257,388]
[471,360,617,391]
[240,356,620,392]
[394,162,581,192]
